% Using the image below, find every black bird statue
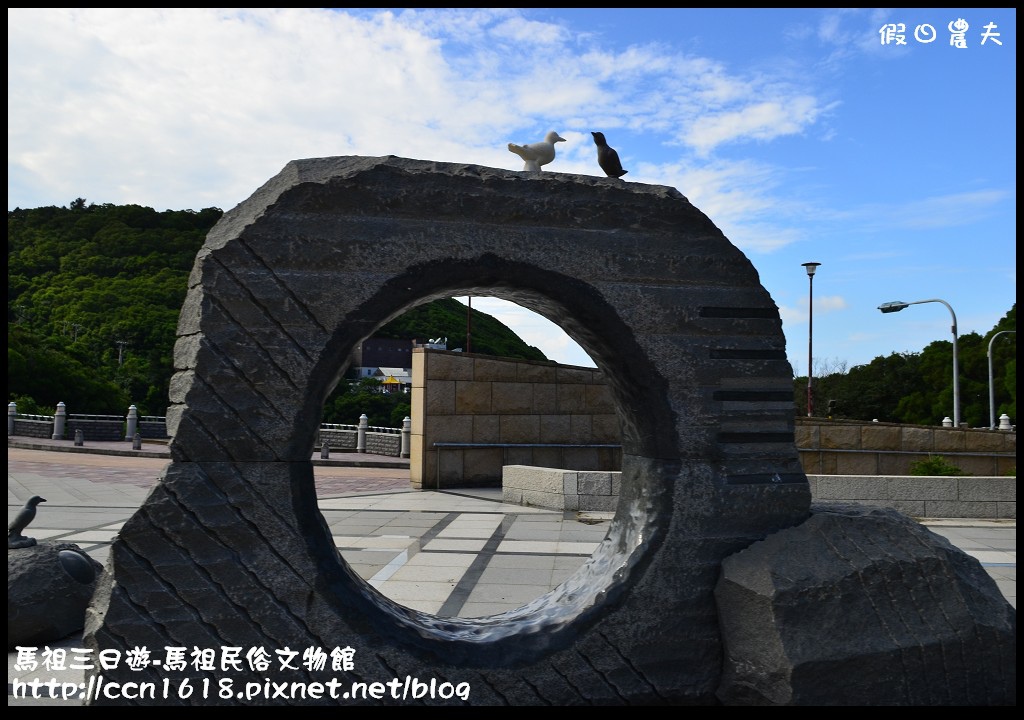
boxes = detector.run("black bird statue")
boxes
[9,495,46,548]
[591,131,628,178]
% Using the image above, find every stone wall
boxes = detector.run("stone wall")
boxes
[11,418,52,439]
[795,418,1016,476]
[65,416,124,442]
[317,427,358,451]
[410,348,621,489]
[137,419,170,439]
[364,432,401,457]
[503,465,620,512]
[409,354,1015,483]
[410,355,1015,486]
[807,473,1016,519]
[503,465,1016,519]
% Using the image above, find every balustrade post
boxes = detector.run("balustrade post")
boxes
[357,414,368,453]
[125,404,139,440]
[53,402,67,440]
[401,416,411,458]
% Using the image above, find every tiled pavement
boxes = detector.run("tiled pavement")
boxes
[7,440,1016,705]
[6,443,614,618]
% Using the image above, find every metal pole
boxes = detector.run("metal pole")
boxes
[878,298,961,427]
[907,299,959,427]
[987,330,1016,429]
[802,262,820,417]
[932,299,959,428]
[807,271,814,417]
[951,307,960,427]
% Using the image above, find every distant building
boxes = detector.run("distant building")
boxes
[349,337,447,392]
[351,338,414,374]
[374,367,413,394]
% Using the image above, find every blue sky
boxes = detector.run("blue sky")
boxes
[8,8,1016,373]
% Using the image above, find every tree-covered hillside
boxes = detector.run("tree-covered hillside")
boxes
[7,200,546,416]
[7,200,1015,427]
[376,297,547,361]
[8,201,221,414]
[795,304,1016,428]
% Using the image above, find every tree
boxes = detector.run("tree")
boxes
[8,203,221,414]
[376,298,547,361]
[8,324,130,413]
[322,378,410,427]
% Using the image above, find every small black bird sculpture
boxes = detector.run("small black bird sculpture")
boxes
[591,131,628,178]
[9,495,46,548]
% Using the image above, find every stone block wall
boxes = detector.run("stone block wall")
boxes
[137,419,170,439]
[502,465,620,512]
[795,418,1016,476]
[316,427,402,456]
[408,354,1014,488]
[410,349,621,489]
[317,428,358,450]
[503,466,1015,519]
[807,474,1016,519]
[11,418,53,439]
[364,432,401,457]
[65,417,124,441]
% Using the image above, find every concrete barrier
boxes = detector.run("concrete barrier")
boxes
[503,465,1016,519]
[502,465,620,512]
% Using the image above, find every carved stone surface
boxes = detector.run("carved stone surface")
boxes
[715,503,1016,705]
[9,542,104,650]
[81,155,1009,706]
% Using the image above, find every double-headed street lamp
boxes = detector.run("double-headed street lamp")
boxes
[987,330,1016,429]
[802,262,821,417]
[878,298,960,427]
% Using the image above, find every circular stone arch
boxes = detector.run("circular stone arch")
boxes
[86,156,811,706]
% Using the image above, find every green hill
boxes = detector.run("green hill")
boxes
[7,200,546,416]
[376,297,546,360]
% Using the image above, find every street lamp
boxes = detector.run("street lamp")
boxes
[802,262,821,417]
[987,330,1016,429]
[878,298,960,427]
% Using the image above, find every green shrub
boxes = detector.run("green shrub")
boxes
[909,455,966,476]
[8,394,45,415]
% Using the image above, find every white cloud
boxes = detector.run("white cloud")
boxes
[649,159,809,254]
[779,294,848,327]
[685,97,823,156]
[9,7,838,213]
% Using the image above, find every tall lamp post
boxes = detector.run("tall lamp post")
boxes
[801,262,821,417]
[987,330,1016,429]
[878,298,960,427]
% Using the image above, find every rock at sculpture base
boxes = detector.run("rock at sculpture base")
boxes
[714,503,1016,706]
[8,542,104,650]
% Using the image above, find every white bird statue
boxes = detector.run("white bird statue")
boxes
[507,131,566,171]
